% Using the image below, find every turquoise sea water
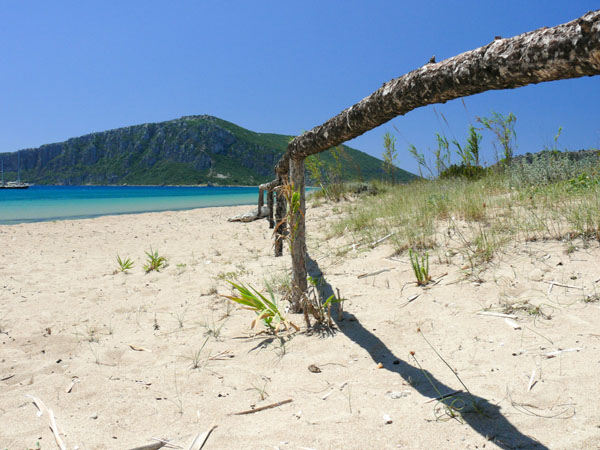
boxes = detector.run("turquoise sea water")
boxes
[0,185,262,225]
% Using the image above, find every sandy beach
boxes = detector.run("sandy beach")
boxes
[1,203,600,449]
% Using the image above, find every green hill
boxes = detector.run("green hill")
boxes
[2,115,417,186]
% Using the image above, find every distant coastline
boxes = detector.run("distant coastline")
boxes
[0,185,261,225]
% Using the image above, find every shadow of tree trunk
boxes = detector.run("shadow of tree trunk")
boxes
[306,253,548,449]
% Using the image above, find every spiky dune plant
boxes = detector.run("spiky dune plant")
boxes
[116,254,134,272]
[223,281,299,334]
[144,247,167,273]
[410,248,431,286]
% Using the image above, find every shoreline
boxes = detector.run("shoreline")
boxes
[0,185,317,225]
[0,202,257,226]
[0,185,262,226]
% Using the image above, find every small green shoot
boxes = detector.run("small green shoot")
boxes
[305,276,345,327]
[144,247,167,273]
[409,329,483,422]
[186,336,210,370]
[116,254,134,272]
[410,248,431,286]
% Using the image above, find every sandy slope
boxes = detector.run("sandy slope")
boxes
[1,203,599,449]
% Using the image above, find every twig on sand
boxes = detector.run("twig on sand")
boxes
[385,256,409,264]
[129,344,152,352]
[428,272,448,286]
[65,377,79,393]
[186,425,218,450]
[151,437,182,449]
[544,347,582,358]
[129,438,181,450]
[504,318,522,330]
[26,394,67,450]
[128,442,166,450]
[543,281,584,290]
[368,232,395,248]
[357,268,393,279]
[423,390,463,404]
[399,294,420,308]
[208,350,233,361]
[476,311,518,319]
[232,398,293,415]
[527,369,537,392]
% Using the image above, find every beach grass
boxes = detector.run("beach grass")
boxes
[326,151,600,266]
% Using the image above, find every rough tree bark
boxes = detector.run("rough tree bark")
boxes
[280,11,599,165]
[264,10,600,303]
[274,180,286,257]
[257,188,264,218]
[267,189,274,229]
[289,157,307,312]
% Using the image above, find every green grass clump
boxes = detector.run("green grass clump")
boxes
[409,249,431,286]
[116,254,134,272]
[507,150,600,188]
[144,247,167,273]
[223,281,299,333]
[326,149,600,272]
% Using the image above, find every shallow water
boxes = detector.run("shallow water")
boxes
[0,185,260,224]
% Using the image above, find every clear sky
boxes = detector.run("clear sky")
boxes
[1,1,598,174]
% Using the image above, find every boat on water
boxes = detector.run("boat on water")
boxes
[1,154,30,189]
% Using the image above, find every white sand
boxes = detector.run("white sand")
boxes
[1,203,599,449]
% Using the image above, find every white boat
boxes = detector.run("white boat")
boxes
[0,154,30,189]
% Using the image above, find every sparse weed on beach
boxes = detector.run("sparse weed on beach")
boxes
[184,336,210,370]
[144,247,167,273]
[172,307,187,328]
[202,315,227,340]
[327,149,600,276]
[409,248,431,286]
[223,280,299,334]
[410,329,483,422]
[116,254,134,272]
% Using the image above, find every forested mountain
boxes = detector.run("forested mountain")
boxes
[1,115,417,185]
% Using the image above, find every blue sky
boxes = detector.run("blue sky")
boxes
[1,1,598,174]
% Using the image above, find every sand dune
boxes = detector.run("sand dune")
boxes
[1,204,599,449]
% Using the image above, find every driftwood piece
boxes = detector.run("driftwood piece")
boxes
[543,280,584,290]
[228,206,270,222]
[259,179,280,191]
[527,369,537,392]
[476,311,518,319]
[357,268,393,279]
[128,442,167,450]
[544,347,582,358]
[399,294,420,308]
[279,11,600,168]
[267,10,600,300]
[368,232,395,248]
[26,394,67,450]
[187,425,217,450]
[232,398,293,415]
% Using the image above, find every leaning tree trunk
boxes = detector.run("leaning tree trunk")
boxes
[268,10,600,304]
[282,11,600,164]
[289,157,307,312]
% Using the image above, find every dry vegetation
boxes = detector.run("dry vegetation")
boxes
[325,151,600,277]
